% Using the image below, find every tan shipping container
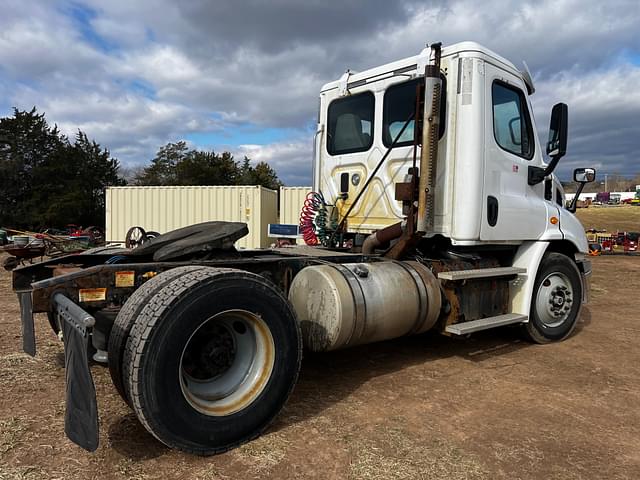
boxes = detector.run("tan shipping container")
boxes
[279,187,312,225]
[106,186,277,249]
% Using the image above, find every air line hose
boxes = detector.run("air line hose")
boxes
[299,192,330,246]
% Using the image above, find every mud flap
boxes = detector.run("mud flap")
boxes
[18,291,36,356]
[55,294,99,452]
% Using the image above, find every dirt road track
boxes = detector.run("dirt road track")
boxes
[1,254,639,479]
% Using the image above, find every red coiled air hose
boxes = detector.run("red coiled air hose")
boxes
[299,192,322,245]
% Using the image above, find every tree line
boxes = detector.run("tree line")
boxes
[133,141,282,190]
[0,108,282,230]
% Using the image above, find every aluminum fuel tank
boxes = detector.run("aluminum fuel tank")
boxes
[288,261,442,352]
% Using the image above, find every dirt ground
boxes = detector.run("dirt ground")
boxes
[1,253,639,480]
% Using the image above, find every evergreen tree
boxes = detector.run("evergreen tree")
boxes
[247,161,283,190]
[0,108,66,226]
[135,141,189,185]
[0,108,125,229]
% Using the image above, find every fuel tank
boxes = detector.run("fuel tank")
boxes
[288,261,442,352]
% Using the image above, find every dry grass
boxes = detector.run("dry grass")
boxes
[0,466,45,480]
[235,430,291,475]
[348,423,488,480]
[575,204,640,232]
[0,417,28,455]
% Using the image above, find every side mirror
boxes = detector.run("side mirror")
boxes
[528,102,569,185]
[573,167,596,183]
[568,167,596,213]
[547,103,568,157]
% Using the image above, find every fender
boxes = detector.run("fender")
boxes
[509,241,549,318]
[558,208,589,254]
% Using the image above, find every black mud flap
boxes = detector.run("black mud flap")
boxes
[18,292,36,356]
[56,294,99,452]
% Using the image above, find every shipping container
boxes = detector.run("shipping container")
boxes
[106,186,277,249]
[279,187,312,225]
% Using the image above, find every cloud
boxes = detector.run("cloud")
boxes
[531,62,640,177]
[236,139,313,186]
[0,0,639,186]
[0,3,107,81]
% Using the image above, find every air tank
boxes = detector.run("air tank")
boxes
[288,261,442,352]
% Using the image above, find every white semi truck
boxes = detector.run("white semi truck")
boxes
[12,41,594,455]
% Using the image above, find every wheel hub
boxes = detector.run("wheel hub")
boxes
[183,323,236,380]
[536,273,574,327]
[179,310,275,416]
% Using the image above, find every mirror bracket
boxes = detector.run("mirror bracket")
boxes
[568,182,586,213]
[528,165,547,185]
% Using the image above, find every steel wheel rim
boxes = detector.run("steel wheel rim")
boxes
[179,309,275,416]
[535,272,574,328]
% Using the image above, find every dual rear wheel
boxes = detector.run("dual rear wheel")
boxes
[108,267,302,455]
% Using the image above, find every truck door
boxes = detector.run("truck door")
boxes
[480,63,548,241]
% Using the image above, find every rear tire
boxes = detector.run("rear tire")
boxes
[108,266,208,405]
[524,252,582,344]
[122,267,302,455]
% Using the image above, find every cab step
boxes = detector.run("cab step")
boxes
[445,313,528,335]
[437,266,526,281]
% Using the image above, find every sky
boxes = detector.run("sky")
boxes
[0,0,639,186]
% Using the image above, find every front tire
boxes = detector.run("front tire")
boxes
[122,267,302,455]
[525,252,583,344]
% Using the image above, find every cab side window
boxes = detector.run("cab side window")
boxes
[492,81,534,159]
[327,92,374,155]
[383,77,446,148]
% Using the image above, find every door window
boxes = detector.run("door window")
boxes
[492,81,534,159]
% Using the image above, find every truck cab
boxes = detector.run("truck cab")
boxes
[315,42,584,250]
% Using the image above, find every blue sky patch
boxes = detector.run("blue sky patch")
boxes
[62,2,118,53]
[621,49,640,66]
[128,80,156,100]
